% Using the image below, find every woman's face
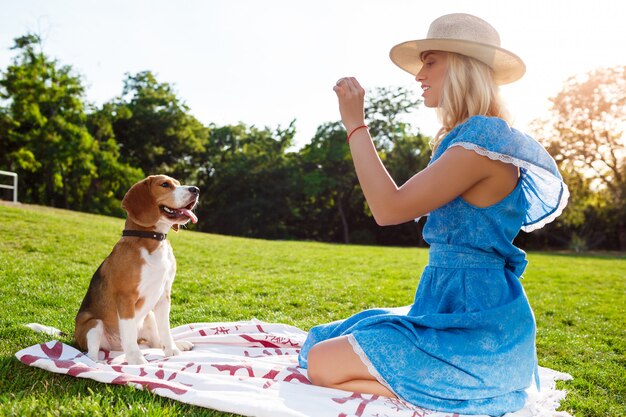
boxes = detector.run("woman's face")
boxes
[415,51,448,108]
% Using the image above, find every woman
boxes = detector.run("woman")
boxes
[298,13,569,415]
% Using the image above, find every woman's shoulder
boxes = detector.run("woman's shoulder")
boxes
[433,116,520,160]
[452,115,515,143]
[460,114,509,129]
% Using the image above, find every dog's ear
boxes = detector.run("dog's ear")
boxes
[122,177,161,227]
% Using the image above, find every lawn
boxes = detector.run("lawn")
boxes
[0,203,624,417]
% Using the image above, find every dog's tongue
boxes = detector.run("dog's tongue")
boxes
[180,209,198,224]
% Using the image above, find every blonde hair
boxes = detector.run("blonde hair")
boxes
[431,52,510,150]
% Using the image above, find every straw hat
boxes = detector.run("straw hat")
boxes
[389,13,525,85]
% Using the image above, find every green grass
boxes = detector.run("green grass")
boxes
[0,203,624,417]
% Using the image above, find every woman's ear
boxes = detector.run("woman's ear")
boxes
[121,177,161,227]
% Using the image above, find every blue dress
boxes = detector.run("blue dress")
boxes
[298,116,569,416]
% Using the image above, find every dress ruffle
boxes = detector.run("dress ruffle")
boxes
[432,116,569,232]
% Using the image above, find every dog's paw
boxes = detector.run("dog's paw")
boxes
[163,346,182,357]
[126,352,148,365]
[175,340,193,351]
[87,354,102,363]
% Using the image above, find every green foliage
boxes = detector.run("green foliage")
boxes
[0,204,624,416]
[110,71,208,181]
[0,34,96,208]
[283,87,428,245]
[295,122,358,243]
[196,122,298,239]
[192,87,430,245]
[0,34,142,215]
[83,103,144,216]
[366,87,429,245]
[365,86,422,151]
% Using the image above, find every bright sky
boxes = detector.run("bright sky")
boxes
[1,0,625,149]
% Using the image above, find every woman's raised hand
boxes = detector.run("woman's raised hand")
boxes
[333,77,366,133]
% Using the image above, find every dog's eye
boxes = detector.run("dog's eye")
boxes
[160,182,170,188]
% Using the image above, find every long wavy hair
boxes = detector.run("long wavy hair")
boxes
[431,52,510,150]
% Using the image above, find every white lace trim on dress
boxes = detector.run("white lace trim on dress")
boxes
[450,142,570,233]
[346,333,400,397]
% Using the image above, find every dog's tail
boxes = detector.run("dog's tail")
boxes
[24,323,67,337]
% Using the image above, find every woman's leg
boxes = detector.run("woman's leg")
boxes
[306,335,397,398]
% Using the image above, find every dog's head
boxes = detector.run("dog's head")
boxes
[121,175,199,231]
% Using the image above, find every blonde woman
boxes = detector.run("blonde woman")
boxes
[298,13,569,415]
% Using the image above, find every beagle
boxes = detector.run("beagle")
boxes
[74,175,199,365]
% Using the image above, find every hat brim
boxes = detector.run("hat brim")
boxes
[389,38,526,85]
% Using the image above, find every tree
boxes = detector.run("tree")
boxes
[196,122,298,239]
[366,86,430,245]
[377,131,431,246]
[365,86,422,151]
[0,34,96,208]
[83,103,144,215]
[110,71,208,181]
[294,86,429,245]
[296,122,359,243]
[0,34,144,214]
[536,66,626,249]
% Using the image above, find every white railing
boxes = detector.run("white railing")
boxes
[0,170,18,203]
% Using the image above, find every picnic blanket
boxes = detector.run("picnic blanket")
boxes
[16,319,574,417]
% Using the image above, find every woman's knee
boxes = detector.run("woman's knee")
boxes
[306,337,360,387]
[306,343,329,386]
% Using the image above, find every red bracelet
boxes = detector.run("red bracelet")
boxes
[347,125,368,142]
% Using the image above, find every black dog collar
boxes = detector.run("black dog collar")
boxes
[122,230,167,241]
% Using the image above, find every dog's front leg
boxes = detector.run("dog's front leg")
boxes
[117,299,147,365]
[153,289,192,356]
